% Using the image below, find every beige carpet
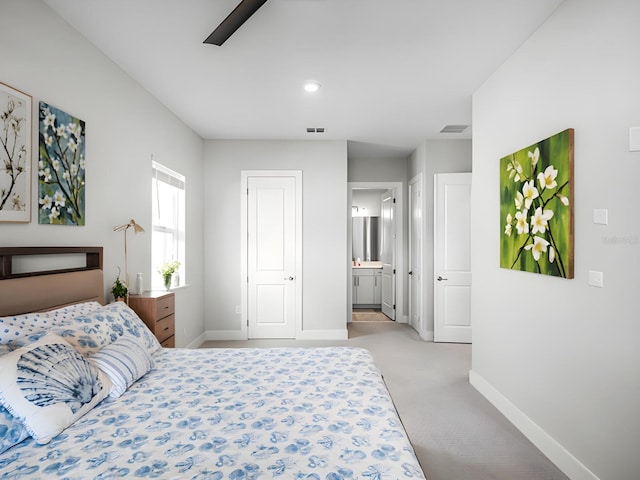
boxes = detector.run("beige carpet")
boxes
[200,322,569,480]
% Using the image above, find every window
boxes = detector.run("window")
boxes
[151,161,185,289]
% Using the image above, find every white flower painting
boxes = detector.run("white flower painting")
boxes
[500,129,574,278]
[0,82,31,223]
[38,101,85,225]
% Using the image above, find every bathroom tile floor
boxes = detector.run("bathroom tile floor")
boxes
[351,308,393,322]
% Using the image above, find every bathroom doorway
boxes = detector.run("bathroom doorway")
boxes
[348,182,404,324]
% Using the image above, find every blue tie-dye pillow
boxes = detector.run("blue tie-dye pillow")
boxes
[54,302,161,356]
[0,343,30,453]
[0,404,30,454]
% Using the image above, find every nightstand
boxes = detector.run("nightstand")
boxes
[128,291,175,348]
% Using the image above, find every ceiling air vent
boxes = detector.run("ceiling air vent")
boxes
[440,124,469,133]
[306,127,325,133]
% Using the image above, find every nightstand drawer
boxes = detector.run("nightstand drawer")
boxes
[160,336,175,348]
[127,291,176,348]
[156,314,175,342]
[155,295,175,320]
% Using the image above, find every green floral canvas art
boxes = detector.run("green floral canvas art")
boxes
[500,129,574,278]
[38,101,85,225]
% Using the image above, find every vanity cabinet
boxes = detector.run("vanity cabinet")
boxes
[353,268,382,306]
[373,271,382,304]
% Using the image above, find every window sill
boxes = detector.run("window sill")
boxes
[150,284,190,292]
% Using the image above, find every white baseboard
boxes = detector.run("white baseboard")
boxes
[204,330,246,341]
[469,370,599,480]
[203,329,349,341]
[421,329,434,341]
[184,333,206,349]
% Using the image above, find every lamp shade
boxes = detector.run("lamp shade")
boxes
[113,219,145,234]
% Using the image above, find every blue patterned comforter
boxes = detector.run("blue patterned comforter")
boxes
[0,347,425,479]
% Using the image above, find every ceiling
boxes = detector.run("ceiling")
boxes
[43,0,563,159]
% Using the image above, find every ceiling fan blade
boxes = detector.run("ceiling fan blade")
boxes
[204,0,268,46]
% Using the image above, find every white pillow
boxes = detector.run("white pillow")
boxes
[0,333,112,444]
[89,336,154,398]
[0,301,102,346]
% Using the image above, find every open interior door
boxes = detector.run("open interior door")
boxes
[409,175,423,333]
[381,190,396,320]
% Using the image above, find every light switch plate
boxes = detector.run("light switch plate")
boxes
[588,270,604,288]
[593,208,608,225]
[630,127,640,152]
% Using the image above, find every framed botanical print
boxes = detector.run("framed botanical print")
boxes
[0,82,32,222]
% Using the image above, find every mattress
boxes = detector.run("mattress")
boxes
[0,346,425,479]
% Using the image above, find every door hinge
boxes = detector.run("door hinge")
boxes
[393,198,396,203]
[393,304,396,310]
[393,269,396,275]
[247,188,249,195]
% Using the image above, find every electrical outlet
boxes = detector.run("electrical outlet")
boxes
[630,126,640,151]
[235,305,241,314]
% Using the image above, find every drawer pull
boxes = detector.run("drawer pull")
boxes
[163,327,170,331]
[164,306,169,309]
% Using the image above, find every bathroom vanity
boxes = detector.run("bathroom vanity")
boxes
[352,262,382,307]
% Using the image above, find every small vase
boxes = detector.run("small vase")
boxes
[163,273,172,291]
[135,273,143,295]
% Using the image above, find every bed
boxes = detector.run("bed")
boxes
[0,247,425,479]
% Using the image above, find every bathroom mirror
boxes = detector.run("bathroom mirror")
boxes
[352,216,381,261]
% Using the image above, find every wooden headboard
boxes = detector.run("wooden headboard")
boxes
[0,247,104,316]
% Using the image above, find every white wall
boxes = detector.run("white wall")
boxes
[203,140,348,338]
[348,157,407,182]
[408,139,472,338]
[0,1,205,347]
[471,1,640,479]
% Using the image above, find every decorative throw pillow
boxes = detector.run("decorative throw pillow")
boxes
[0,301,102,346]
[0,405,30,454]
[0,333,112,444]
[103,301,162,354]
[89,336,154,398]
[54,302,161,356]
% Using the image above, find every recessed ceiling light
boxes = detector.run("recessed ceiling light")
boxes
[304,81,321,93]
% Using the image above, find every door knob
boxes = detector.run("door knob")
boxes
[284,276,294,281]
[437,275,448,281]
